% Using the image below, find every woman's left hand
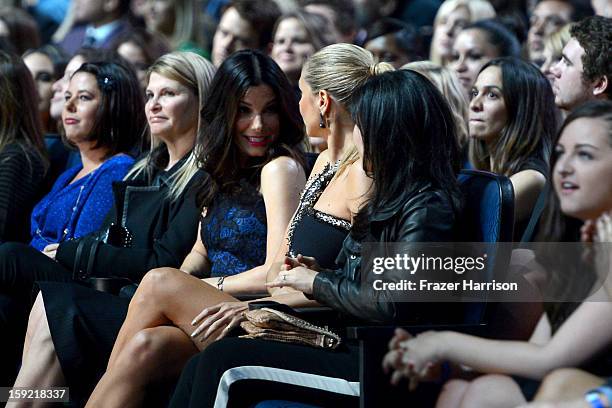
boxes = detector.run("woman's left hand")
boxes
[42,243,59,259]
[266,266,318,294]
[190,301,249,342]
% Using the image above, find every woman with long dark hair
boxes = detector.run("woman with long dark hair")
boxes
[168,68,463,408]
[467,56,556,239]
[449,19,521,99]
[0,50,47,244]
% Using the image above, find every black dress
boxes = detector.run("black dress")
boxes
[37,161,352,406]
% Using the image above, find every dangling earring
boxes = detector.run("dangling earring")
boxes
[319,113,326,128]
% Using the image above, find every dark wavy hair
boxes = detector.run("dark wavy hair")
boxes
[228,0,281,48]
[571,16,612,99]
[70,61,145,157]
[349,69,462,239]
[196,49,305,208]
[469,57,557,176]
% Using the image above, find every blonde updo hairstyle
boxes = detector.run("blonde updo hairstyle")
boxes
[430,0,496,64]
[302,43,394,171]
[402,61,469,147]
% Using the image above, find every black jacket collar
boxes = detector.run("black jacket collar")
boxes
[369,180,433,222]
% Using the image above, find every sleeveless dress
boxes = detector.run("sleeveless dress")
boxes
[203,180,267,277]
[286,161,351,269]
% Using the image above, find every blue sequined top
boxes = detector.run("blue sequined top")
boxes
[30,154,134,251]
[201,179,267,277]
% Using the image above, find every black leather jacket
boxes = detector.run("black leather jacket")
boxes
[312,181,461,324]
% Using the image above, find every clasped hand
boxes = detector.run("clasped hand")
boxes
[382,328,446,391]
[266,254,320,295]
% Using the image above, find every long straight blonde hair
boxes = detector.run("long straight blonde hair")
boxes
[126,52,216,200]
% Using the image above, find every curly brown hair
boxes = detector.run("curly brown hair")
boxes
[571,16,612,98]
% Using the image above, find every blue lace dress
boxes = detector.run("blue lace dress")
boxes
[201,179,267,277]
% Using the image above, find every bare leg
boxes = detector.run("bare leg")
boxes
[7,294,65,408]
[459,374,526,408]
[534,368,603,402]
[87,326,197,408]
[87,268,238,407]
[436,379,470,408]
[107,267,236,368]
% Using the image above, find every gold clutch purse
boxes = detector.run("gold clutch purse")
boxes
[240,307,341,349]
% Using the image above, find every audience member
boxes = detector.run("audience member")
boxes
[527,0,592,66]
[539,23,572,85]
[430,0,496,66]
[550,15,611,113]
[468,57,556,237]
[0,51,48,245]
[141,0,206,57]
[0,6,41,55]
[592,0,612,16]
[271,10,334,86]
[84,49,309,407]
[403,61,469,148]
[449,19,521,99]
[22,45,68,134]
[383,100,612,408]
[365,18,425,68]
[211,0,281,67]
[300,0,356,43]
[30,61,143,251]
[112,27,171,90]
[57,0,133,55]
[48,48,104,133]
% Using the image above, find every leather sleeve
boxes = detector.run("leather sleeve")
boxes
[312,190,457,324]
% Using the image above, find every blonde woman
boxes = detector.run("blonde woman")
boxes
[540,24,573,85]
[271,10,335,86]
[402,61,469,149]
[430,0,496,66]
[142,0,207,57]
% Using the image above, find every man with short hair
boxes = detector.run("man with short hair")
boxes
[550,15,611,111]
[301,0,357,44]
[364,18,424,68]
[58,0,132,55]
[211,0,281,67]
[527,0,592,66]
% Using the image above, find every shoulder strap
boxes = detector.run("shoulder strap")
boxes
[520,183,549,243]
